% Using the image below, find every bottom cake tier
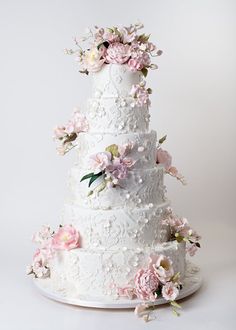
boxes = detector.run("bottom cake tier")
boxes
[49,241,186,299]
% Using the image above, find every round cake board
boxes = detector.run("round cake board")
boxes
[33,261,202,309]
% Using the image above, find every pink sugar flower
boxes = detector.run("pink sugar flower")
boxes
[117,287,137,300]
[186,243,198,257]
[29,248,50,278]
[82,47,105,73]
[161,282,179,301]
[89,152,112,172]
[54,126,66,139]
[134,268,159,301]
[107,157,130,180]
[128,51,151,71]
[130,83,150,107]
[65,111,89,135]
[149,254,174,284]
[51,225,80,250]
[105,42,131,64]
[118,26,137,43]
[156,148,172,171]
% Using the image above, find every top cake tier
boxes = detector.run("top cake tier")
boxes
[86,64,150,134]
[91,64,142,98]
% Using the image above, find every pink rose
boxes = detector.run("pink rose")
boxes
[156,148,172,170]
[134,268,159,301]
[161,282,179,301]
[89,152,112,172]
[149,254,174,284]
[51,225,80,250]
[105,42,131,64]
[54,126,66,139]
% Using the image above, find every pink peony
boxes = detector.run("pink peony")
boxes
[105,42,131,64]
[161,282,179,301]
[149,254,174,284]
[54,126,66,139]
[51,225,80,250]
[156,148,172,170]
[89,152,112,172]
[128,51,151,71]
[82,47,105,73]
[134,268,159,301]
[186,243,198,257]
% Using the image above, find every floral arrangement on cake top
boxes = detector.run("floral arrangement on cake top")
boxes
[162,208,201,256]
[53,108,89,155]
[65,22,162,76]
[80,142,135,195]
[156,135,187,185]
[118,253,182,320]
[27,224,80,278]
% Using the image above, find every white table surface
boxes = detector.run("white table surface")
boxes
[1,219,236,330]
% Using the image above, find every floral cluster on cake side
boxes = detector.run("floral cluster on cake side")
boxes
[80,142,135,195]
[53,109,88,155]
[27,225,80,278]
[65,22,162,76]
[118,254,182,320]
[156,135,187,185]
[162,208,201,256]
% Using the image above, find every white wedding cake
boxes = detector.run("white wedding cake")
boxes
[27,23,201,316]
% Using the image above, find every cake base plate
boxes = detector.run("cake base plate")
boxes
[33,261,202,309]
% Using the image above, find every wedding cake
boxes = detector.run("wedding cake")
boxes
[27,23,201,317]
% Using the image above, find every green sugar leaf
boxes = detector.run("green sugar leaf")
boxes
[80,172,94,182]
[158,135,167,144]
[105,144,119,158]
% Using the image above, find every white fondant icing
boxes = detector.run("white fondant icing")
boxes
[91,64,142,98]
[67,166,166,209]
[86,96,149,133]
[75,131,157,170]
[63,202,170,249]
[49,241,186,299]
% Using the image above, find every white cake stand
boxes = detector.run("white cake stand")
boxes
[33,261,202,309]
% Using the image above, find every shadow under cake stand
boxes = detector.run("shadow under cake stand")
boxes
[33,261,202,309]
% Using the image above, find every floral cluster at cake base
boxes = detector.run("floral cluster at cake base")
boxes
[156,135,186,184]
[162,208,201,256]
[118,254,182,321]
[65,23,162,76]
[80,142,135,195]
[54,109,89,155]
[27,224,80,278]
